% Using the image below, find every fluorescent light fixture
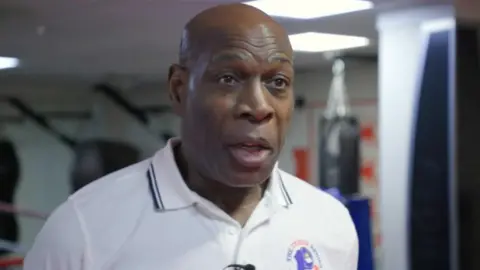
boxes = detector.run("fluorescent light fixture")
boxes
[288,32,370,52]
[244,0,374,19]
[0,57,19,70]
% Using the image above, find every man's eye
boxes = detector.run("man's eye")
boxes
[266,78,289,90]
[218,75,238,86]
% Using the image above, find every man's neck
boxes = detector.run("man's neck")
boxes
[173,143,266,225]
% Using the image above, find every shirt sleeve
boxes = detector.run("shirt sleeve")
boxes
[23,199,92,270]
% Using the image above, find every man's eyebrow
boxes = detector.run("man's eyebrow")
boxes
[268,53,293,65]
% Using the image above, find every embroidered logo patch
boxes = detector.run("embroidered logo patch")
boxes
[286,240,322,270]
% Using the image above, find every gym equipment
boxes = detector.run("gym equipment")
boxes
[347,197,375,270]
[70,139,141,193]
[67,88,145,193]
[321,188,374,270]
[4,98,77,149]
[0,202,49,257]
[377,13,478,270]
[0,93,175,147]
[407,24,451,270]
[406,23,480,270]
[318,60,372,269]
[456,24,480,270]
[319,59,361,197]
[0,239,27,255]
[95,83,169,139]
[0,257,23,270]
[0,140,20,257]
[0,202,48,220]
[94,83,149,127]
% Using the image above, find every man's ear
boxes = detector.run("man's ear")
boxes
[168,64,187,116]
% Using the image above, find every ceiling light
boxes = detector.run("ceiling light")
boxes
[243,0,374,19]
[0,57,19,70]
[288,32,370,52]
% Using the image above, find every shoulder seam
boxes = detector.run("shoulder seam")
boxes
[69,198,94,268]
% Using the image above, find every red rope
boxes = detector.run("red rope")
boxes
[0,201,48,220]
[0,257,23,267]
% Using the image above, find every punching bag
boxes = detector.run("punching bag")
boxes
[319,59,361,197]
[0,140,20,256]
[70,140,140,193]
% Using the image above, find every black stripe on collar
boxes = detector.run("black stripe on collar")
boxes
[148,161,292,210]
[278,172,293,205]
[147,163,165,211]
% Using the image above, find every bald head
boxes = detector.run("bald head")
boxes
[177,3,291,66]
[168,3,295,189]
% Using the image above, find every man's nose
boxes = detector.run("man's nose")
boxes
[235,82,274,123]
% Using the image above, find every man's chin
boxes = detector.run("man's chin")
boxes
[220,169,272,188]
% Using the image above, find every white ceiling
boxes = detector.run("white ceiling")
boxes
[0,0,447,84]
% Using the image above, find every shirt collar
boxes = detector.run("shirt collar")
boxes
[147,138,293,211]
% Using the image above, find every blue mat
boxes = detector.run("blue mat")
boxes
[346,197,375,270]
[322,188,374,270]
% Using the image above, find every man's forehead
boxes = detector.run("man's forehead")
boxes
[209,49,293,65]
[180,4,293,66]
[194,27,292,61]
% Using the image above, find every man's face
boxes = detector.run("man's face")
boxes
[173,23,294,187]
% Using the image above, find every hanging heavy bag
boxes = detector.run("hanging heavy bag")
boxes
[0,140,20,256]
[319,59,361,197]
[320,116,361,196]
[70,140,141,193]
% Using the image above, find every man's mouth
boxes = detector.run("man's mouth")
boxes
[228,142,272,168]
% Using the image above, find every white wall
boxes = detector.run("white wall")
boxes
[1,62,378,251]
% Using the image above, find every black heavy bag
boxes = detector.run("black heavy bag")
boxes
[70,140,140,193]
[318,59,361,197]
[319,116,361,196]
[0,140,20,256]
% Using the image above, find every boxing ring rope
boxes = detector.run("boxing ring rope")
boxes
[0,202,49,220]
[0,239,28,256]
[0,257,23,268]
[0,201,49,269]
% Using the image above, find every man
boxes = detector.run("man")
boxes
[24,3,358,270]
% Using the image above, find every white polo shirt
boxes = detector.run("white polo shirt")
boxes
[24,139,358,270]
